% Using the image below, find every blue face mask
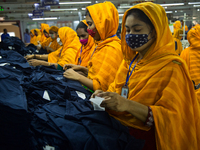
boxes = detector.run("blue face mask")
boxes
[125,31,152,49]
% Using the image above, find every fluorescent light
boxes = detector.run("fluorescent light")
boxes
[119,14,124,16]
[82,8,86,10]
[166,11,173,13]
[95,1,98,3]
[59,1,91,5]
[28,13,33,16]
[198,9,200,11]
[84,16,86,18]
[188,2,200,5]
[32,17,57,20]
[193,5,200,7]
[164,7,167,9]
[118,6,133,9]
[175,10,177,13]
[51,8,77,11]
[159,3,184,6]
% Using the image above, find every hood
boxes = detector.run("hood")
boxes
[121,2,176,63]
[86,1,119,40]
[187,25,200,49]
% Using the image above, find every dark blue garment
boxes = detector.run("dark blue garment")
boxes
[31,100,144,150]
[1,33,10,41]
[0,65,31,150]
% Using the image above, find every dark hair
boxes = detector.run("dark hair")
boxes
[3,29,7,32]
[43,29,48,34]
[85,9,91,18]
[126,9,154,30]
[76,21,88,32]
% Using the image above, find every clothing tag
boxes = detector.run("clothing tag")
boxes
[43,145,55,150]
[43,90,51,101]
[90,96,105,111]
[8,46,12,50]
[121,85,129,99]
[0,63,10,66]
[76,91,86,99]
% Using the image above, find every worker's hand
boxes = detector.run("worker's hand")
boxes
[98,92,129,112]
[24,55,34,60]
[63,64,81,71]
[91,90,104,98]
[63,68,81,81]
[28,59,44,67]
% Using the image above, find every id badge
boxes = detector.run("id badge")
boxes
[121,85,129,99]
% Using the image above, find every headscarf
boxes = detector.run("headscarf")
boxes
[75,20,96,67]
[173,20,181,34]
[40,23,49,43]
[34,29,42,45]
[30,29,36,45]
[181,25,200,84]
[86,1,123,91]
[48,27,81,67]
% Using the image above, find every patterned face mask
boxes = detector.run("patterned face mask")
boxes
[125,30,152,49]
[57,37,63,46]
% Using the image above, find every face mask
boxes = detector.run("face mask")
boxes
[125,31,152,49]
[50,34,56,39]
[57,37,63,46]
[87,27,96,37]
[80,39,88,45]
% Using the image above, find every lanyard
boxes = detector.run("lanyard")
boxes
[90,34,116,60]
[78,47,83,65]
[125,53,139,86]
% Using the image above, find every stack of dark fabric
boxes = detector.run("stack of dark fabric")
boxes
[0,49,145,150]
[1,36,38,56]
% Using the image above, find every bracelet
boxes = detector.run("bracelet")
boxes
[145,106,154,127]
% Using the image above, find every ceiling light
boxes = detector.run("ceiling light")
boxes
[28,13,33,16]
[166,11,173,13]
[193,5,200,7]
[175,10,177,13]
[159,3,184,6]
[84,16,86,18]
[198,9,200,11]
[59,1,91,5]
[95,1,98,3]
[50,8,78,11]
[118,6,133,9]
[82,8,86,10]
[119,14,124,16]
[188,2,200,5]
[164,7,167,9]
[32,17,57,20]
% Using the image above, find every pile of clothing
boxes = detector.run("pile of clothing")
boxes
[0,47,144,149]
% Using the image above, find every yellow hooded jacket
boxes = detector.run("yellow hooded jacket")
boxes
[48,27,81,67]
[86,1,123,91]
[107,2,200,150]
[75,20,96,67]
